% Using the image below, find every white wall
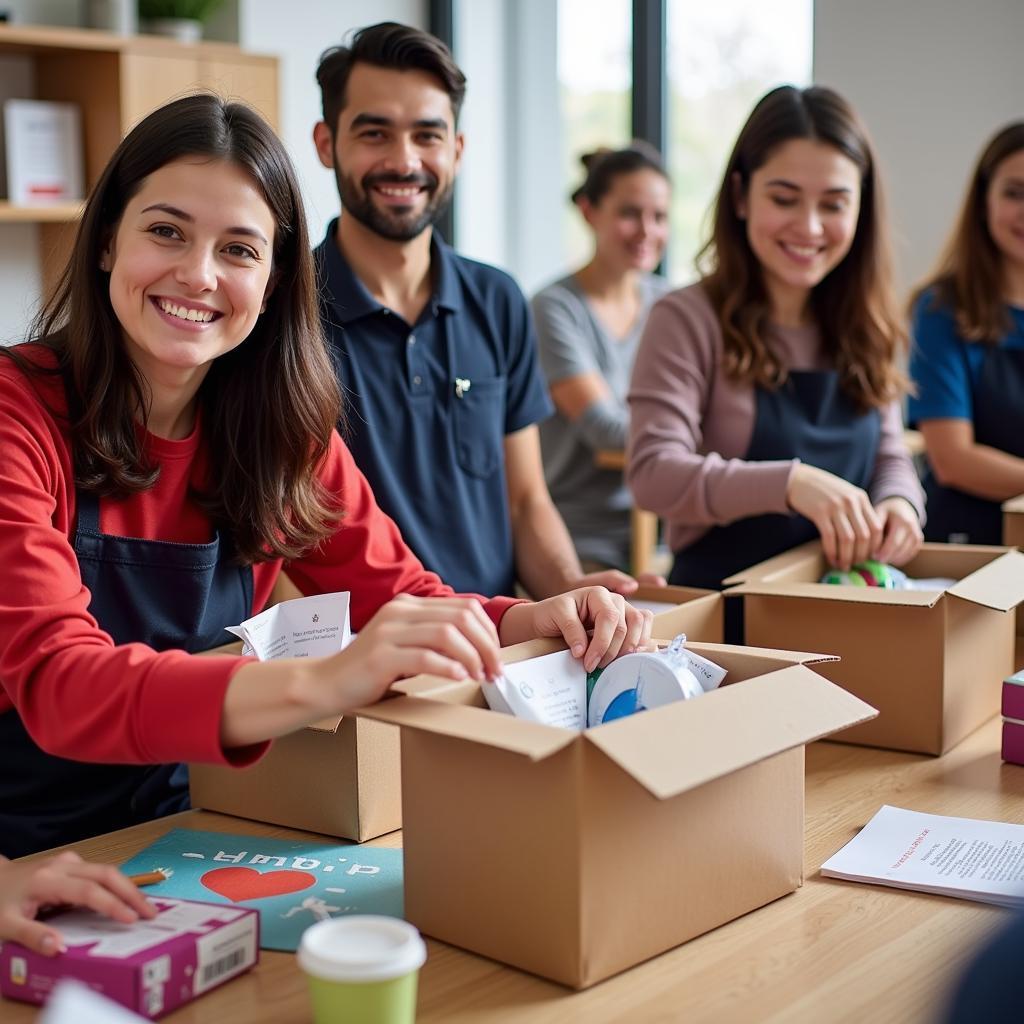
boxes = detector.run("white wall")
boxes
[454,0,563,295]
[813,0,1024,294]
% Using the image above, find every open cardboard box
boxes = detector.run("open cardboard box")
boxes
[725,541,1024,755]
[628,584,723,637]
[359,639,875,989]
[189,588,723,841]
[1003,495,1024,671]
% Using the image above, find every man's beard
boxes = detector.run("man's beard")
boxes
[335,163,453,242]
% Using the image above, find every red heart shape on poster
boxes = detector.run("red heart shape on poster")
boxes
[200,867,317,902]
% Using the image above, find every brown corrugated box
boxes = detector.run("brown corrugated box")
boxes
[358,638,875,989]
[189,588,723,841]
[1004,495,1024,671]
[725,541,1024,755]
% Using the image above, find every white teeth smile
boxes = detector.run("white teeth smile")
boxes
[157,299,216,322]
[782,243,821,258]
[377,186,421,197]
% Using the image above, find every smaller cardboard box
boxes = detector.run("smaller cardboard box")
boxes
[725,542,1024,755]
[360,640,875,989]
[190,592,721,840]
[629,584,723,640]
[1001,669,1024,765]
[0,898,258,1019]
[1003,495,1024,549]
[190,676,402,842]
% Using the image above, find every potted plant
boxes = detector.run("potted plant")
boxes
[138,0,224,43]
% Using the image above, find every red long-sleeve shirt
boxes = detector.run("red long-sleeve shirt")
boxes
[0,349,518,768]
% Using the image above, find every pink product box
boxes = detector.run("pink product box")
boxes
[0,897,258,1019]
[1001,670,1024,765]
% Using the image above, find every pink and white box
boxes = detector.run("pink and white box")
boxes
[0,897,258,1019]
[1001,669,1024,764]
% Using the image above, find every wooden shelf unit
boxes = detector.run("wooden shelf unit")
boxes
[0,199,82,222]
[0,23,279,300]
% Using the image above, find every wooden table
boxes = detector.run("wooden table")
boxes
[7,717,1021,1023]
[594,448,660,575]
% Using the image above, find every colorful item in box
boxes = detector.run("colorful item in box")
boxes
[0,897,258,1019]
[820,560,907,588]
[117,829,403,952]
[819,560,958,592]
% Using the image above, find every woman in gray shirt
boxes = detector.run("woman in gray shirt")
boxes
[532,145,671,572]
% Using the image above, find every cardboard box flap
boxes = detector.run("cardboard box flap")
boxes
[358,695,578,761]
[684,642,838,667]
[722,540,821,585]
[1004,495,1024,515]
[726,580,942,607]
[583,665,877,800]
[946,550,1024,611]
[307,715,345,733]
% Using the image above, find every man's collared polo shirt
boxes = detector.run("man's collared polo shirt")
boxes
[315,219,553,597]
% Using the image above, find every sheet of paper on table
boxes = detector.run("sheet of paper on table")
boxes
[821,804,1024,907]
[39,980,146,1023]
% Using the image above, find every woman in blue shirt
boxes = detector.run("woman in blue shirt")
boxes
[909,122,1024,543]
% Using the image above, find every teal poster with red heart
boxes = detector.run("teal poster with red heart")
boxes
[119,829,403,951]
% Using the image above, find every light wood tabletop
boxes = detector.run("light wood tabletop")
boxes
[6,716,1022,1023]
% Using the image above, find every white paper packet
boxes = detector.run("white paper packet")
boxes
[226,591,352,660]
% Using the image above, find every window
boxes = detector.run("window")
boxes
[666,0,813,282]
[557,0,633,269]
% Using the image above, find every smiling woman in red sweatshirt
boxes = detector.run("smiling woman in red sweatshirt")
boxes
[0,94,649,858]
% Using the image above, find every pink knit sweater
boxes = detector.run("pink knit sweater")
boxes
[627,283,925,553]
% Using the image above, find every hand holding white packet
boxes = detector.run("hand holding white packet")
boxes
[226,592,352,660]
[482,649,587,730]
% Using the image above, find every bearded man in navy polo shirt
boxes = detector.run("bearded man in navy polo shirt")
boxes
[312,22,663,598]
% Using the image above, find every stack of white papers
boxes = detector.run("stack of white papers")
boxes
[821,805,1024,908]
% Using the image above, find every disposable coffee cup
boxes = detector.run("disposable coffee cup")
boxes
[298,916,427,1024]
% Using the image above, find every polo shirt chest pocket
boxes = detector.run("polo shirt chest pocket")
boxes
[452,374,507,478]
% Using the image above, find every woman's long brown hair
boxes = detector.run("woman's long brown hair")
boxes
[912,121,1024,342]
[698,85,908,411]
[2,94,342,563]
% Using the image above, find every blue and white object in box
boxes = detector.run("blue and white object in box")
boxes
[587,635,723,728]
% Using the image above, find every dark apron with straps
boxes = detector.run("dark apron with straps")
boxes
[670,370,881,591]
[0,489,252,857]
[923,346,1024,545]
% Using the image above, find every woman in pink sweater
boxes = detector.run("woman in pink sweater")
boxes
[628,85,924,592]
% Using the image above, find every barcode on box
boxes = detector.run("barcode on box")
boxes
[201,948,246,985]
[193,916,257,996]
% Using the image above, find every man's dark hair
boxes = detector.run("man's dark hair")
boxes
[316,22,467,133]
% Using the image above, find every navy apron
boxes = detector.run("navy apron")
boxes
[923,346,1024,545]
[669,369,881,595]
[0,489,252,857]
